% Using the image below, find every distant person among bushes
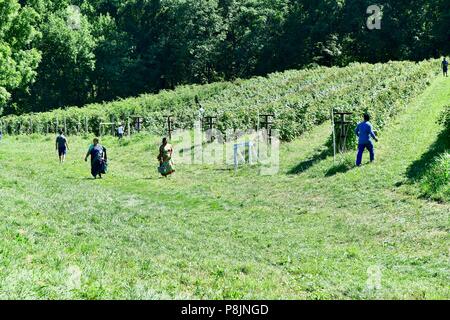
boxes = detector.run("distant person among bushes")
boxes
[157,138,175,177]
[85,138,108,179]
[117,123,124,140]
[56,130,69,163]
[442,58,448,77]
[355,114,379,167]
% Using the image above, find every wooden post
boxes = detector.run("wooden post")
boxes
[259,114,275,143]
[110,115,115,136]
[128,116,144,136]
[166,116,174,140]
[332,111,353,156]
[203,116,217,142]
[234,144,239,172]
[331,109,336,163]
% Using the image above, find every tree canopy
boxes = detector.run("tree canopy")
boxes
[1,0,449,115]
[0,0,41,114]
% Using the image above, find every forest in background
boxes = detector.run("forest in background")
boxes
[1,0,449,116]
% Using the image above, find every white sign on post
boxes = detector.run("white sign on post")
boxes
[233,142,256,172]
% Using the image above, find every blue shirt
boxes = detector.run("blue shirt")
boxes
[355,121,377,144]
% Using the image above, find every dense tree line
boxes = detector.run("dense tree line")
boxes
[1,0,449,115]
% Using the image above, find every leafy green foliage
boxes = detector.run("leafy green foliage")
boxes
[2,0,450,114]
[419,106,450,201]
[0,76,448,298]
[0,60,439,141]
[0,0,41,114]
[420,153,450,201]
[438,105,450,132]
[12,6,96,113]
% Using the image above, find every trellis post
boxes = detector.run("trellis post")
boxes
[331,109,336,163]
[166,115,174,140]
[202,116,217,142]
[259,114,275,144]
[110,115,115,136]
[332,110,353,161]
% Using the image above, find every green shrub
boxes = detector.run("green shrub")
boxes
[420,153,450,202]
[419,107,450,202]
[0,60,440,142]
[438,105,450,136]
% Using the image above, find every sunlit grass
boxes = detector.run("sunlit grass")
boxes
[0,77,448,300]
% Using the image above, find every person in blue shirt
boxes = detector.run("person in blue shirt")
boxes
[355,113,379,166]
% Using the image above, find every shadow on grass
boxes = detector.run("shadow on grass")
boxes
[406,129,450,183]
[178,140,220,156]
[325,161,355,177]
[178,144,197,155]
[178,142,207,157]
[288,147,331,175]
[213,168,234,172]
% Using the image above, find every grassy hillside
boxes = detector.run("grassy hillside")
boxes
[0,75,448,299]
[413,106,450,202]
[0,60,439,141]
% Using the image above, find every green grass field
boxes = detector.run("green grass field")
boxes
[0,76,448,300]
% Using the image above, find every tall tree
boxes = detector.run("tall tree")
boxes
[15,5,96,112]
[433,0,450,56]
[91,13,133,101]
[217,0,288,79]
[4,0,450,115]
[0,0,41,115]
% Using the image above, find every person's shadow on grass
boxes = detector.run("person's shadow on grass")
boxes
[288,147,331,175]
[324,161,355,177]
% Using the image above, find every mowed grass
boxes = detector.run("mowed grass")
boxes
[0,76,449,300]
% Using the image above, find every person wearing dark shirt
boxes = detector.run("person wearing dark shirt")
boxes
[84,138,108,179]
[442,58,448,77]
[355,114,379,166]
[56,130,69,163]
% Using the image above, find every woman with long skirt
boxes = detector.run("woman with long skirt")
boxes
[85,138,108,179]
[157,138,175,177]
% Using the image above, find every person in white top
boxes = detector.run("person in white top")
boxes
[117,124,124,140]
